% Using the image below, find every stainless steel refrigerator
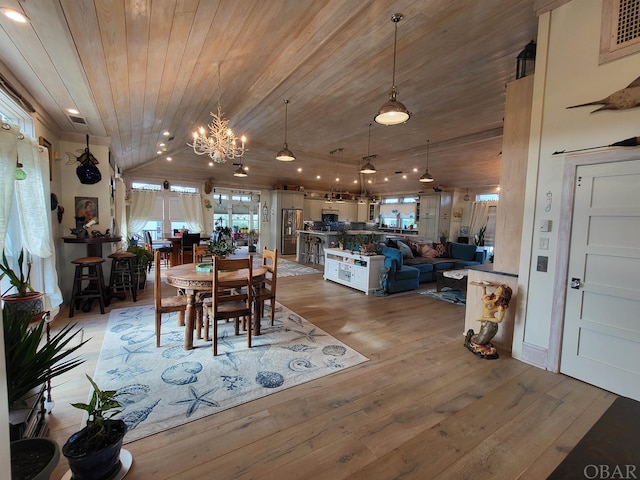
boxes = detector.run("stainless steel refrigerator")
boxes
[281,208,303,255]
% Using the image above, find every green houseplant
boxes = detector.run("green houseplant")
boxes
[439,230,449,243]
[207,238,238,257]
[62,375,127,480]
[1,249,44,318]
[126,244,153,288]
[5,309,88,479]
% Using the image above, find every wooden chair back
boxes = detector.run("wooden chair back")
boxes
[180,233,201,264]
[153,250,187,347]
[261,247,278,297]
[193,244,211,263]
[209,256,253,355]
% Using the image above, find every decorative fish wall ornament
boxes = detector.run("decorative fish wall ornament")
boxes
[567,76,640,112]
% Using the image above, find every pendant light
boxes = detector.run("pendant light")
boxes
[233,163,247,177]
[419,139,434,183]
[276,99,295,161]
[464,188,470,201]
[374,13,411,126]
[359,123,377,174]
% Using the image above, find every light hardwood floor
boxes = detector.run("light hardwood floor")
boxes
[47,264,615,479]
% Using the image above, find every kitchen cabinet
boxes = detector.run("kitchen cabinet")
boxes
[419,193,452,243]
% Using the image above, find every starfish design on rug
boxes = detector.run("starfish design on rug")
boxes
[107,343,155,364]
[290,328,326,343]
[170,386,220,418]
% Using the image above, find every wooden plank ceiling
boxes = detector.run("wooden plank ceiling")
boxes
[0,0,538,197]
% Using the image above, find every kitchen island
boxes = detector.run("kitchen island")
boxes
[297,230,385,265]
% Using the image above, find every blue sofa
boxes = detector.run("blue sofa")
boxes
[381,241,486,292]
[380,245,420,294]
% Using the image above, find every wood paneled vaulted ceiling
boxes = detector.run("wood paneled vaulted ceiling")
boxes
[0,0,538,197]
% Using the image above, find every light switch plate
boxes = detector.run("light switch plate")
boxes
[539,237,549,250]
[539,219,551,232]
[537,255,548,272]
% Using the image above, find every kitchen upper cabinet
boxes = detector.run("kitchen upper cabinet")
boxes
[419,193,452,243]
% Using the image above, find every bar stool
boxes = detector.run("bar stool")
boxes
[69,257,107,318]
[108,251,138,303]
[309,236,322,264]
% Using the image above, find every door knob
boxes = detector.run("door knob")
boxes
[570,277,581,289]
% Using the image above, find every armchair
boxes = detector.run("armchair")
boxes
[380,246,420,294]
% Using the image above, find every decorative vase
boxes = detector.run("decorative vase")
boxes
[1,292,44,320]
[62,419,126,480]
[11,437,60,480]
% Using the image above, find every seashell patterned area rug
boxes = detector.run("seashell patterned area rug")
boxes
[91,303,368,443]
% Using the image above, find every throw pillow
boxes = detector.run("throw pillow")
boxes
[396,240,414,259]
[406,238,420,256]
[433,242,449,258]
[419,244,438,258]
[386,239,398,248]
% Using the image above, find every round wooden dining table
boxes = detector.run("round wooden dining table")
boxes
[165,262,267,350]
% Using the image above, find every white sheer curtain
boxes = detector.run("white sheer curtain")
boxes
[0,122,62,314]
[128,189,157,237]
[178,193,204,233]
[469,201,490,241]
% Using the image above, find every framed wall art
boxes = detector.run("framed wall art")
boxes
[38,136,53,181]
[75,196,98,223]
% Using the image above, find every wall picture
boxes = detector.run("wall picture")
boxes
[75,196,98,223]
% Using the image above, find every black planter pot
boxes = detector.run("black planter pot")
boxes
[62,419,126,480]
[11,437,60,480]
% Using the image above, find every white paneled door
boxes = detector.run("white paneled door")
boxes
[561,159,640,401]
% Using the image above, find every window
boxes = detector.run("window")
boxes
[132,182,161,191]
[476,193,500,202]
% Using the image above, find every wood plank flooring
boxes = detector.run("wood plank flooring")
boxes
[46,262,615,479]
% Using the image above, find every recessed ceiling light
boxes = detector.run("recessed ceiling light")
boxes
[163,131,170,136]
[166,157,172,161]
[353,180,358,184]
[2,8,29,23]
[156,151,162,155]
[208,162,214,166]
[67,108,80,115]
[402,175,407,179]
[412,167,418,172]
[385,177,390,181]
[159,143,165,147]
[297,167,302,172]
[316,175,321,179]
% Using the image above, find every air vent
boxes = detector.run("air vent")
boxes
[616,0,640,44]
[600,0,640,63]
[69,115,87,125]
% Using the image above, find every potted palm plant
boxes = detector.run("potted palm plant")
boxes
[62,375,128,480]
[5,309,88,478]
[0,249,44,318]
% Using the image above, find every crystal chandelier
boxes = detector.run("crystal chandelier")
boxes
[188,65,246,163]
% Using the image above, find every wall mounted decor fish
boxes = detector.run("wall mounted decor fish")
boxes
[567,76,640,112]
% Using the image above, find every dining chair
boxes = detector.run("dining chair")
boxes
[253,247,278,335]
[153,250,187,347]
[193,244,212,264]
[204,257,253,356]
[145,231,172,269]
[180,233,201,264]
